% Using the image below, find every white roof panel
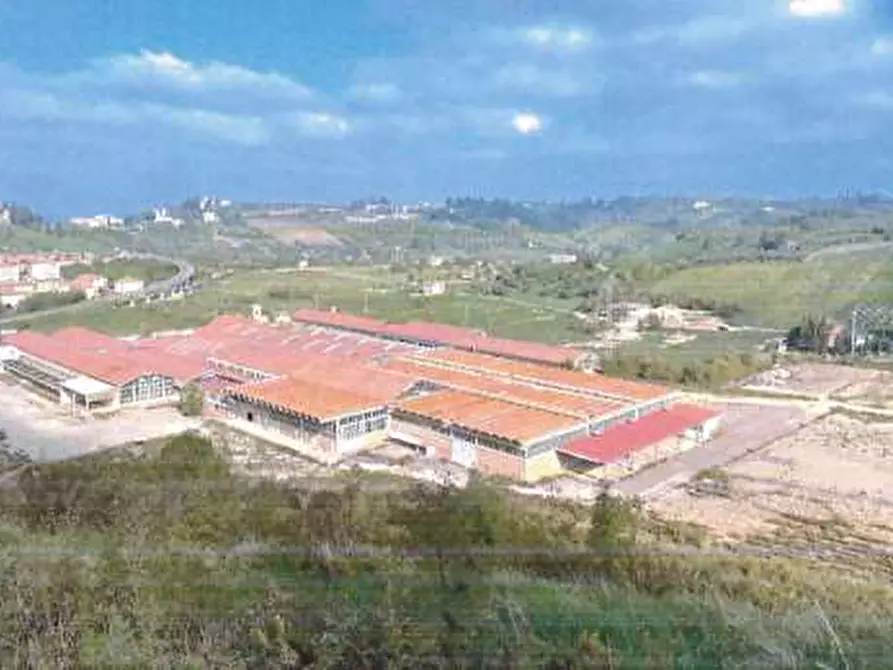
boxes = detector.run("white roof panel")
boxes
[62,376,114,397]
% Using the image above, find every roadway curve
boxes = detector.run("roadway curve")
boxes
[0,253,195,327]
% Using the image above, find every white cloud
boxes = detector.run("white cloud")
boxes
[856,90,893,110]
[488,24,594,53]
[872,37,893,57]
[686,69,747,89]
[633,15,754,46]
[96,50,313,98]
[0,87,270,145]
[284,112,353,138]
[512,112,544,135]
[788,0,847,18]
[492,64,584,97]
[519,25,593,51]
[347,82,403,103]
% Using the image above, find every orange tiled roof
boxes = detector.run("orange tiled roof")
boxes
[232,376,388,422]
[6,330,204,386]
[409,349,671,402]
[397,389,585,445]
[380,358,625,419]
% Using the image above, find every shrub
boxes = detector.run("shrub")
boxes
[178,383,204,416]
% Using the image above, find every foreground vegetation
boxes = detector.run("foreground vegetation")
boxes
[1,433,892,667]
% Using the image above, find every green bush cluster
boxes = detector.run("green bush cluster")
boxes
[602,351,767,387]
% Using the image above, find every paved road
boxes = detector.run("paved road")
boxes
[0,253,195,327]
[614,404,817,499]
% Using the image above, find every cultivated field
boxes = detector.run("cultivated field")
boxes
[652,412,893,560]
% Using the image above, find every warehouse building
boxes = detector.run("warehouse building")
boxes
[220,374,403,461]
[291,308,587,368]
[0,313,722,482]
[0,330,202,414]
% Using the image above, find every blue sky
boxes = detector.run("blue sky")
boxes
[0,0,891,215]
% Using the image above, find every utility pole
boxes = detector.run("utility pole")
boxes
[463,303,470,326]
[363,291,370,314]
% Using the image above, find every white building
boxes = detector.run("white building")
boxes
[152,208,184,228]
[0,284,32,309]
[0,206,12,225]
[202,210,220,224]
[549,254,578,265]
[113,277,145,295]
[69,215,124,229]
[421,281,447,297]
[29,261,61,281]
[0,264,21,284]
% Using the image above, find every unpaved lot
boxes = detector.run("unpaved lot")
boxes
[616,403,812,498]
[0,378,200,462]
[739,363,875,397]
[652,413,893,546]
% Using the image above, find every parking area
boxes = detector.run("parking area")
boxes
[651,412,893,546]
[615,403,814,499]
[0,377,200,462]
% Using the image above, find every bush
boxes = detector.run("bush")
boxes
[178,383,204,416]
[17,290,86,313]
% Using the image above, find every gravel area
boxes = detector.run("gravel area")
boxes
[652,413,893,541]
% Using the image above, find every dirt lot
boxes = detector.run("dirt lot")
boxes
[0,378,200,462]
[738,363,874,397]
[615,403,812,498]
[652,412,893,550]
[246,218,344,247]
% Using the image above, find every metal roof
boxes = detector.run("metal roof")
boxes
[558,404,721,465]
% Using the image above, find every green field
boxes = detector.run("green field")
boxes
[15,267,585,343]
[647,247,893,329]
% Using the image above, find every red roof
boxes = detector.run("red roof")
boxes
[382,321,484,347]
[5,330,204,386]
[558,404,721,465]
[292,308,387,333]
[471,336,577,366]
[53,327,128,353]
[292,308,573,366]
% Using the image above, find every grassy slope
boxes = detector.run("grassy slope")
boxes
[1,433,892,667]
[16,267,585,343]
[647,248,893,329]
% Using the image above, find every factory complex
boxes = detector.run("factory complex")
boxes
[0,309,721,482]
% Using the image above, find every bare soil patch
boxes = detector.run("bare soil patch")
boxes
[738,363,877,397]
[652,413,893,552]
[246,217,344,247]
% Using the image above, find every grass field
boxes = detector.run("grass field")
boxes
[15,267,586,343]
[647,247,893,329]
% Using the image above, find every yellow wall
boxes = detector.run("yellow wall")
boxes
[523,450,564,483]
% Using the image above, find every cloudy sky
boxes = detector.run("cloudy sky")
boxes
[0,0,891,214]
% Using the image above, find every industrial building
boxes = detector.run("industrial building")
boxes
[0,311,722,482]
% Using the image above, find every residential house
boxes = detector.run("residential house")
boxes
[0,264,21,284]
[113,277,145,296]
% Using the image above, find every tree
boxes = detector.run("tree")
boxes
[178,383,204,417]
[787,314,833,354]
